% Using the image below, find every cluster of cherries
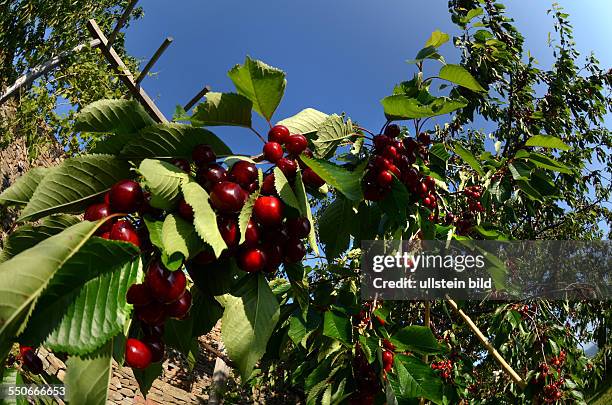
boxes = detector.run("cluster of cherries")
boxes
[18,345,43,375]
[362,125,438,211]
[381,338,395,373]
[350,343,379,405]
[431,359,454,381]
[533,351,567,403]
[464,185,485,213]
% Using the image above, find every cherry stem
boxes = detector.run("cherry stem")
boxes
[357,126,376,137]
[249,126,266,143]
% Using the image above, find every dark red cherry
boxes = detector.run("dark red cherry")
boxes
[382,350,394,372]
[285,134,308,155]
[261,173,276,195]
[145,261,187,304]
[229,161,258,188]
[373,135,391,151]
[142,335,165,363]
[384,124,401,138]
[284,239,306,263]
[19,345,33,357]
[85,203,113,233]
[418,182,429,196]
[109,220,141,248]
[286,217,311,239]
[141,324,164,338]
[382,145,398,161]
[238,248,267,273]
[262,242,283,272]
[425,176,436,189]
[262,224,289,247]
[263,142,284,163]
[276,157,298,178]
[126,283,153,306]
[109,180,143,214]
[210,181,248,213]
[192,144,216,167]
[135,301,166,325]
[245,219,261,247]
[417,132,431,145]
[193,250,216,265]
[166,290,192,319]
[178,199,194,222]
[302,168,325,188]
[377,170,394,187]
[253,196,284,227]
[268,125,290,144]
[217,216,239,248]
[246,181,259,194]
[171,158,191,173]
[125,338,152,369]
[22,349,43,374]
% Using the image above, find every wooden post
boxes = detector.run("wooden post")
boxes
[183,85,211,111]
[136,37,173,84]
[86,19,168,123]
[209,322,231,405]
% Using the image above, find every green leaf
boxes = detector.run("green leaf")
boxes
[228,56,286,121]
[300,156,364,201]
[1,367,27,405]
[452,144,485,176]
[181,180,227,257]
[517,180,543,201]
[525,135,570,151]
[18,155,132,221]
[379,178,409,223]
[65,341,113,405]
[464,8,484,23]
[0,215,79,264]
[277,108,329,136]
[509,161,532,180]
[311,114,354,158]
[273,167,300,211]
[429,143,451,165]
[143,217,164,251]
[132,361,163,396]
[238,192,258,245]
[381,95,467,120]
[221,274,280,380]
[285,264,310,318]
[191,92,252,127]
[121,123,231,159]
[161,214,202,263]
[408,46,446,65]
[294,171,318,254]
[390,326,445,355]
[527,153,572,174]
[139,159,189,210]
[425,30,450,48]
[438,64,486,92]
[319,196,353,261]
[89,132,134,155]
[388,355,443,404]
[323,308,352,345]
[0,167,48,206]
[190,287,224,337]
[74,99,154,134]
[0,221,102,364]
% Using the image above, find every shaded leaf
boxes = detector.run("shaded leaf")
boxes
[74,99,154,134]
[525,135,570,151]
[381,95,467,120]
[439,64,486,92]
[65,341,113,405]
[273,167,300,211]
[319,196,353,261]
[311,114,354,158]
[300,156,364,201]
[162,214,202,263]
[0,168,48,206]
[452,144,485,176]
[139,159,188,210]
[191,92,252,127]
[323,308,352,345]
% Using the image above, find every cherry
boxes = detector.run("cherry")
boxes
[229,161,258,188]
[268,125,290,144]
[197,163,228,190]
[374,156,392,170]
[141,324,164,338]
[22,349,43,374]
[262,242,283,272]
[286,217,311,239]
[302,167,325,188]
[104,192,111,205]
[382,350,394,372]
[245,219,261,247]
[417,181,429,196]
[85,203,113,232]
[19,345,33,357]
[263,142,284,163]
[262,224,289,247]
[135,301,166,325]
[373,135,391,151]
[382,145,398,161]
[192,144,216,167]
[364,183,385,201]
[126,283,153,306]
[246,181,259,194]
[100,231,111,239]
[217,216,239,248]
[377,170,393,187]
[384,124,401,138]
[210,181,248,213]
[142,335,165,363]
[276,157,298,178]
[238,248,267,272]
[145,260,187,304]
[109,220,141,247]
[417,132,431,145]
[171,158,191,173]
[125,338,152,369]
[261,173,276,195]
[253,196,284,227]
[382,339,396,351]
[166,290,192,319]
[425,176,436,189]
[284,239,306,263]
[193,250,216,265]
[109,180,143,214]
[285,134,308,155]
[177,199,194,222]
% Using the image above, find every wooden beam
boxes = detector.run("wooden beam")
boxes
[183,85,211,112]
[136,37,173,84]
[86,19,168,123]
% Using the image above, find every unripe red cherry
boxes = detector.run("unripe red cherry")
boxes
[238,248,267,272]
[276,157,297,178]
[135,301,166,325]
[285,134,308,155]
[261,173,276,195]
[109,220,141,248]
[166,290,192,319]
[253,196,284,227]
[126,283,153,306]
[192,144,216,167]
[145,261,187,304]
[377,170,393,187]
[286,217,311,239]
[171,158,191,173]
[302,167,325,188]
[263,142,284,163]
[142,335,165,363]
[268,125,290,144]
[217,216,239,248]
[245,219,261,247]
[384,124,401,138]
[210,181,248,213]
[229,161,258,188]
[178,199,194,222]
[22,349,43,374]
[284,239,306,263]
[125,338,152,369]
[85,203,113,232]
[109,180,143,213]
[382,350,394,372]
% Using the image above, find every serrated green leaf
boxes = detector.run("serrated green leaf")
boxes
[273,167,300,211]
[162,214,202,263]
[228,57,286,121]
[191,92,252,127]
[294,171,318,254]
[509,161,532,180]
[132,361,163,396]
[89,132,134,155]
[0,168,49,206]
[379,178,409,223]
[285,264,310,318]
[429,143,451,164]
[517,179,543,201]
[527,153,572,174]
[139,159,188,210]
[390,326,445,355]
[277,108,329,136]
[452,144,485,176]
[439,64,486,92]
[525,135,570,151]
[190,287,224,337]
[74,99,154,134]
[221,274,280,380]
[18,155,131,221]
[300,156,364,201]
[65,341,113,405]
[319,196,353,261]
[312,114,354,158]
[238,192,258,245]
[121,123,231,159]
[425,30,450,48]
[381,95,467,120]
[181,180,227,257]
[143,217,164,251]
[388,355,443,404]
[323,308,352,345]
